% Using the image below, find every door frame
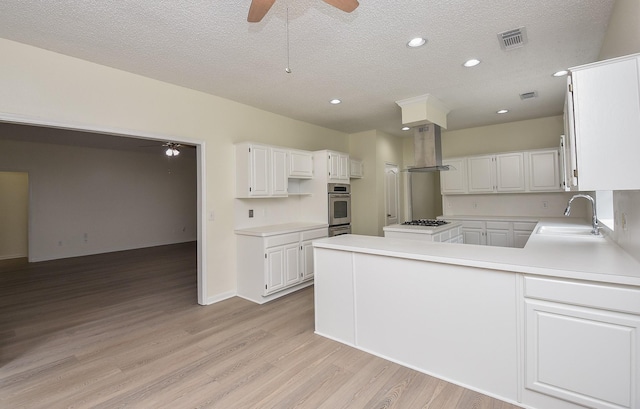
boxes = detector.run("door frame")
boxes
[0,112,208,305]
[384,162,400,226]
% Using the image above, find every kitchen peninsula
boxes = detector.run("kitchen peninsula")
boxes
[313,220,640,409]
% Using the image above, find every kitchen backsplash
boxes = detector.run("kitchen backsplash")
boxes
[611,190,640,263]
[442,192,590,219]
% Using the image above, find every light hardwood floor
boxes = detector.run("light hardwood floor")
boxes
[0,243,522,408]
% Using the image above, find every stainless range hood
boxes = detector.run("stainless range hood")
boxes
[407,124,450,172]
[396,94,451,172]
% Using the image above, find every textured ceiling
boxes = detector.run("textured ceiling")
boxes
[0,0,616,138]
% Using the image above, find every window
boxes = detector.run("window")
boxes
[595,190,614,231]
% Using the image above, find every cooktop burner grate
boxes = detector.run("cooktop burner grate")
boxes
[401,219,450,227]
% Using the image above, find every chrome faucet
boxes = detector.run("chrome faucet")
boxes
[564,194,600,235]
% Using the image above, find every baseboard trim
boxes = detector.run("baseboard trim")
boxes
[0,253,27,261]
[205,291,236,305]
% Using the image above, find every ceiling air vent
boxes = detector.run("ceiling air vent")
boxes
[519,91,538,100]
[498,27,528,51]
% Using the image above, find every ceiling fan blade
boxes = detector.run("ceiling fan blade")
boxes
[322,0,359,13]
[247,0,276,22]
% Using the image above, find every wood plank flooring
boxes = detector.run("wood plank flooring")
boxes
[0,242,522,408]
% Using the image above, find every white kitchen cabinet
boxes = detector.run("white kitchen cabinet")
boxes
[566,53,640,191]
[467,155,495,193]
[440,158,467,194]
[461,220,486,245]
[496,152,525,192]
[349,158,363,178]
[468,154,525,193]
[235,142,288,198]
[288,149,314,179]
[522,276,640,409]
[528,149,561,191]
[271,147,289,197]
[512,222,536,248]
[485,221,512,247]
[236,226,327,304]
[328,151,349,182]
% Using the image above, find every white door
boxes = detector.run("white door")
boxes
[385,164,399,226]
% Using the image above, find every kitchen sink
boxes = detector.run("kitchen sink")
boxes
[536,225,604,238]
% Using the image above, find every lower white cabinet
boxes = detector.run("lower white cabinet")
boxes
[237,227,327,304]
[456,218,536,248]
[521,276,640,409]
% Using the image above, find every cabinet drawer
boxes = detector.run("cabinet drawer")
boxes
[301,228,328,241]
[513,222,537,231]
[524,276,640,315]
[486,221,510,230]
[264,233,300,248]
[462,220,485,229]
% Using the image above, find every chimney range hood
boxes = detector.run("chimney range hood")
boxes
[407,124,450,172]
[396,94,451,172]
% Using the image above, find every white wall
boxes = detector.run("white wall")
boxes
[0,38,348,300]
[0,138,197,262]
[0,171,28,260]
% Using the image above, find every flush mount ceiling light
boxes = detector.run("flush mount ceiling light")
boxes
[402,126,410,131]
[463,58,481,67]
[407,37,427,48]
[497,109,509,114]
[329,99,342,105]
[553,70,569,77]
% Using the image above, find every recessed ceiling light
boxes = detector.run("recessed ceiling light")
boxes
[402,126,410,131]
[552,70,569,77]
[329,99,341,105]
[463,59,481,67]
[497,109,509,114]
[407,37,427,48]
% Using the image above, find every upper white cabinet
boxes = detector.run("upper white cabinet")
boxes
[349,158,363,179]
[467,153,525,193]
[528,149,561,191]
[328,151,349,182]
[288,149,314,179]
[236,142,282,198]
[442,149,559,195]
[270,147,289,197]
[440,158,467,194]
[566,53,640,191]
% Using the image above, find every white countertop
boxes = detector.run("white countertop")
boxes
[438,214,539,222]
[235,222,328,237]
[383,222,462,235]
[313,219,640,286]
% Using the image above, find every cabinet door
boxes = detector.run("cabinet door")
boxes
[349,158,363,178]
[283,243,300,286]
[338,154,350,180]
[328,152,340,180]
[467,156,495,193]
[301,240,315,280]
[440,158,467,194]
[271,148,288,196]
[525,299,640,409]
[289,150,314,178]
[462,228,485,245]
[486,229,510,247]
[249,144,270,196]
[265,246,285,294]
[528,150,560,191]
[571,55,640,190]
[495,153,525,192]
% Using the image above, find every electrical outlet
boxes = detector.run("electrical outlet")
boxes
[472,202,478,209]
[249,209,254,218]
[542,201,549,209]
[208,210,215,221]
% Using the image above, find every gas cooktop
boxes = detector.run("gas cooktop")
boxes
[401,219,450,227]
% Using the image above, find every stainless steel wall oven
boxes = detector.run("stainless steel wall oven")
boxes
[328,183,351,236]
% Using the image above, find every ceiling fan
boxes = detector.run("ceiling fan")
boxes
[247,0,359,23]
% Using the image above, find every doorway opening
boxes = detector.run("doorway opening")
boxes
[0,113,207,305]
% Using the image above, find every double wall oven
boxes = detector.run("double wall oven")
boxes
[328,183,351,236]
